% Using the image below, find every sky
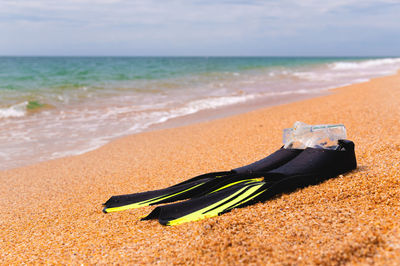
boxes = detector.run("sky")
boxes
[1,0,400,56]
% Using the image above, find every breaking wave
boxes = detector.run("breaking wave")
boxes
[0,100,48,119]
[0,102,27,119]
[329,58,400,70]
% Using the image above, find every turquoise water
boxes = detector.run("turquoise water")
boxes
[0,56,373,106]
[1,56,400,169]
[0,56,351,90]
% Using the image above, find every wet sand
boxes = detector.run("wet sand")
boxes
[1,72,400,264]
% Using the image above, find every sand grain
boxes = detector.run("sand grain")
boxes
[1,72,400,264]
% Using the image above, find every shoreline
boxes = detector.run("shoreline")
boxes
[3,56,400,171]
[1,78,357,171]
[1,71,400,264]
[147,87,329,133]
[1,82,329,171]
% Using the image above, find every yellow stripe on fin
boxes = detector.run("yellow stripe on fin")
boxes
[104,183,204,213]
[209,178,263,194]
[167,183,264,226]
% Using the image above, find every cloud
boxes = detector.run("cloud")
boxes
[0,0,399,55]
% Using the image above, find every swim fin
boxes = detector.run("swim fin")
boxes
[142,140,357,225]
[103,147,302,213]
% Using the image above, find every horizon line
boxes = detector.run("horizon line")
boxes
[1,55,399,58]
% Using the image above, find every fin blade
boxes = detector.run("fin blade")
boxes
[166,183,265,226]
[103,182,206,213]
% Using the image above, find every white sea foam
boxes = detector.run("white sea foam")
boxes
[127,94,258,132]
[184,94,257,111]
[263,88,322,97]
[290,58,400,86]
[125,90,322,133]
[329,58,400,70]
[292,71,333,81]
[0,102,27,119]
[50,138,108,158]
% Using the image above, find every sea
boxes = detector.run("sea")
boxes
[1,56,400,170]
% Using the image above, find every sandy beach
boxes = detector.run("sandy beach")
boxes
[1,71,400,264]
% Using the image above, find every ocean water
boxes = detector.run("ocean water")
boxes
[1,56,400,169]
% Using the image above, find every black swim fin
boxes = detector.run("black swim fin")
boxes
[102,147,302,213]
[142,140,357,225]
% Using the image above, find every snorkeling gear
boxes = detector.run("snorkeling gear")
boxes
[142,140,357,225]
